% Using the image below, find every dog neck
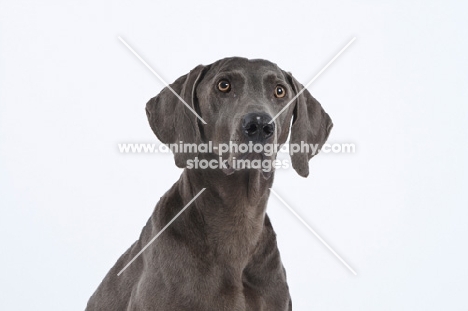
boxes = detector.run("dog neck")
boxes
[180,164,274,210]
[174,162,274,267]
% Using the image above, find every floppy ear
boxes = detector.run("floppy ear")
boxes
[145,65,207,168]
[286,73,333,177]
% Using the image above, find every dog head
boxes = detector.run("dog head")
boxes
[146,57,332,177]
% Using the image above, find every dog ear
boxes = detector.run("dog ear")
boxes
[286,72,333,177]
[146,65,207,168]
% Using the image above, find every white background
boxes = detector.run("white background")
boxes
[1,0,467,310]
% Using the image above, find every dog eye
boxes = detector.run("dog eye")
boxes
[274,85,286,98]
[217,80,231,92]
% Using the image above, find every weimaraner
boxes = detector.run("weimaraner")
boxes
[86,57,332,310]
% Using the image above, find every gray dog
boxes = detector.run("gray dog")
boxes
[86,57,332,310]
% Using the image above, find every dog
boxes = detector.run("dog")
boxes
[86,57,332,310]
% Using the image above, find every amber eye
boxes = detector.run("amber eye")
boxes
[274,85,286,98]
[218,80,231,92]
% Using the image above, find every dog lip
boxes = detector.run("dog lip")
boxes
[226,152,275,171]
[261,169,274,180]
[221,162,235,175]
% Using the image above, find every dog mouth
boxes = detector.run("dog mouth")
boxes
[221,151,276,179]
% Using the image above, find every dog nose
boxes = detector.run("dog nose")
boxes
[241,113,275,140]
